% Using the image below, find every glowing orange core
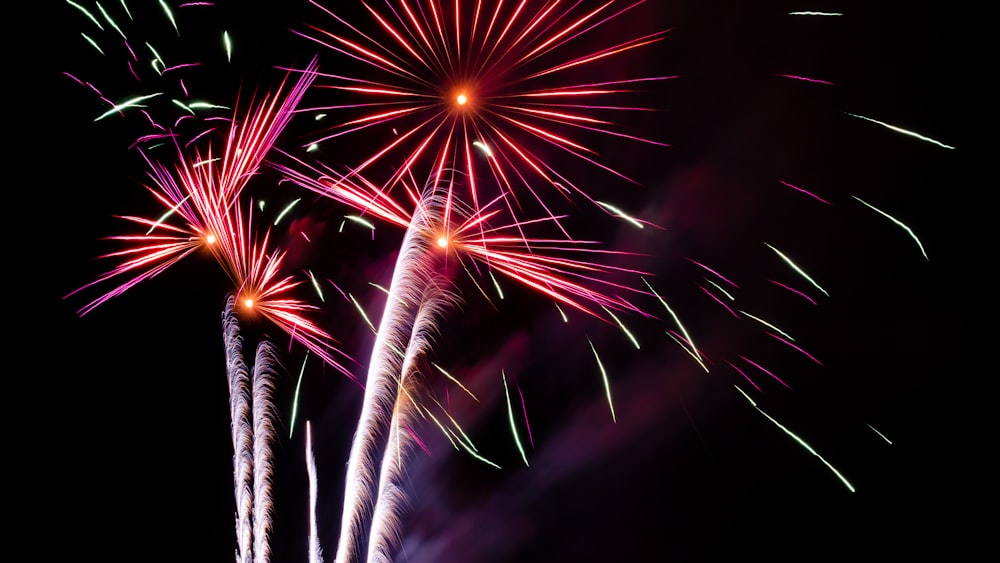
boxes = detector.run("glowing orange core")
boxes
[456,93,468,105]
[437,236,448,248]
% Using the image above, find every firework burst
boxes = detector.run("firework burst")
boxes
[295,0,672,231]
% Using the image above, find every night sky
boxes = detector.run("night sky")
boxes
[17,1,976,561]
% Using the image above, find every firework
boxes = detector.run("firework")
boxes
[295,0,672,230]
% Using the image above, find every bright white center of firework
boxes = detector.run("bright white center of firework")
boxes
[244,298,254,308]
[205,234,217,244]
[456,93,467,105]
[437,236,448,248]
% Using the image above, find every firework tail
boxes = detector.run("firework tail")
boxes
[222,294,283,563]
[252,338,281,563]
[368,274,458,563]
[334,194,444,562]
[224,295,254,563]
[307,421,325,563]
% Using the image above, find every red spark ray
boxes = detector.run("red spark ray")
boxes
[68,59,354,376]
[297,0,671,223]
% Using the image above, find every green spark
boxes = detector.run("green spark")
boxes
[739,310,796,341]
[644,277,708,372]
[95,93,162,121]
[274,198,300,225]
[852,196,928,260]
[503,371,530,466]
[96,2,126,39]
[223,30,232,62]
[81,33,105,56]
[596,201,644,229]
[159,0,178,35]
[735,386,856,492]
[66,1,104,30]
[289,353,309,439]
[847,113,955,149]
[765,243,829,297]
[589,338,616,422]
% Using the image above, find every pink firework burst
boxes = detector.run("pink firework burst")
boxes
[294,0,672,230]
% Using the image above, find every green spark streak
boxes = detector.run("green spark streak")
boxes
[307,270,324,302]
[433,363,479,401]
[188,101,230,111]
[706,278,735,301]
[490,272,504,299]
[119,0,132,21]
[867,424,893,445]
[739,310,796,341]
[666,331,708,368]
[257,200,266,212]
[554,302,568,323]
[95,93,162,121]
[146,42,166,74]
[502,371,530,466]
[735,386,856,493]
[596,201,644,229]
[159,0,178,35]
[289,353,309,439]
[96,2,126,39]
[67,1,104,30]
[81,33,105,55]
[345,214,375,231]
[171,99,195,115]
[223,30,232,62]
[146,195,191,234]
[473,140,493,157]
[274,198,300,225]
[601,306,639,349]
[847,113,955,149]
[588,338,616,422]
[852,196,929,260]
[765,243,829,297]
[193,158,219,168]
[644,277,708,372]
[349,293,377,334]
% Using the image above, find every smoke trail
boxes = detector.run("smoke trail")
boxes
[368,274,458,563]
[252,339,280,563]
[334,197,440,563]
[306,421,324,563]
[223,295,254,563]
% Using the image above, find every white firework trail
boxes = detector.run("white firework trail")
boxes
[222,295,283,563]
[252,339,280,563]
[306,421,324,563]
[224,295,254,563]
[334,196,441,563]
[368,274,458,563]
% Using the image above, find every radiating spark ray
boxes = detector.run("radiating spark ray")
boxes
[433,363,479,401]
[224,30,232,62]
[852,196,928,260]
[779,180,832,204]
[735,386,856,493]
[596,201,644,229]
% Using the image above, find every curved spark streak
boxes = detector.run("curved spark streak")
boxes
[252,339,281,563]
